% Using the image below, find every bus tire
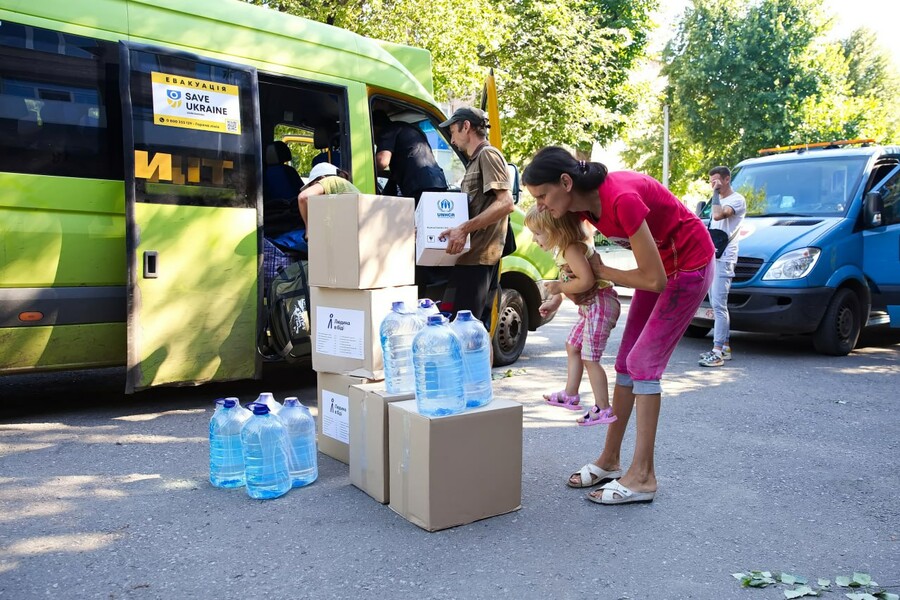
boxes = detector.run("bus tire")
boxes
[684,324,712,338]
[492,288,528,367]
[812,288,861,356]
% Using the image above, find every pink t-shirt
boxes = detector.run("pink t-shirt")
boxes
[579,171,714,275]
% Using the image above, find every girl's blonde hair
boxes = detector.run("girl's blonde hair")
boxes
[524,205,590,254]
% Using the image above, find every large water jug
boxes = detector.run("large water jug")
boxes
[209,399,246,488]
[380,301,423,394]
[280,398,318,488]
[240,403,291,499]
[416,298,440,324]
[450,310,494,408]
[254,392,282,416]
[412,314,465,417]
[215,396,252,422]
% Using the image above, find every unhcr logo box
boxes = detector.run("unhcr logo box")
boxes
[415,191,470,266]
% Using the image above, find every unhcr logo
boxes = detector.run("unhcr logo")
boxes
[436,197,455,217]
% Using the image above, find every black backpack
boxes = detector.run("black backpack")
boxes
[259,260,312,362]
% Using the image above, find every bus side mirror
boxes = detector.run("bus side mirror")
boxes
[507,163,521,205]
[864,190,883,227]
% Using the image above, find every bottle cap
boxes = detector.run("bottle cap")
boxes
[214,398,225,406]
[427,314,444,325]
[418,298,434,308]
[250,403,270,415]
[222,399,236,408]
[455,310,473,321]
[258,392,274,401]
[392,301,406,312]
[284,397,300,407]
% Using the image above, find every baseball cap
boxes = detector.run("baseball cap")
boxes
[439,107,489,129]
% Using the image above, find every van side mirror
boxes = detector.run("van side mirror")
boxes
[864,190,883,227]
[507,163,521,205]
[695,201,705,216]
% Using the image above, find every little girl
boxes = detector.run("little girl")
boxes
[524,205,620,426]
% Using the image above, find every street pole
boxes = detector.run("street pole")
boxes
[662,104,669,188]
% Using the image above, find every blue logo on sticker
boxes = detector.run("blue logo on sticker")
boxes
[437,198,454,212]
[166,90,181,100]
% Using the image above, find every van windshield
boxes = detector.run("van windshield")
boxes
[732,156,868,217]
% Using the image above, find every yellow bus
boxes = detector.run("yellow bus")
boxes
[0,0,558,392]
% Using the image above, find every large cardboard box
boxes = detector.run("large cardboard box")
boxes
[316,372,376,464]
[415,191,470,267]
[311,285,418,378]
[388,399,523,531]
[349,383,415,504]
[308,193,415,289]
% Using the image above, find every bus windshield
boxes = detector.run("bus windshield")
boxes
[732,156,869,217]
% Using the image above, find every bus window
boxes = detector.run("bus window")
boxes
[0,20,123,180]
[125,48,259,209]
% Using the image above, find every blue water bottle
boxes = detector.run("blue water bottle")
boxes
[279,398,318,488]
[209,399,247,489]
[412,314,465,417]
[416,298,440,324]
[240,403,291,499]
[380,301,423,394]
[217,396,252,422]
[254,392,282,416]
[450,310,494,408]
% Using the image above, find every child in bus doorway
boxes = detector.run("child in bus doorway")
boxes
[525,206,620,426]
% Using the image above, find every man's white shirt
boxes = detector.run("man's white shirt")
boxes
[710,191,746,263]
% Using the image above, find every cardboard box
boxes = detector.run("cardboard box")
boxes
[388,399,523,531]
[308,193,415,289]
[316,372,376,464]
[349,383,415,503]
[311,285,418,378]
[415,191,470,266]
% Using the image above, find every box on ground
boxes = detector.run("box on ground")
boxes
[415,191,470,267]
[311,285,418,378]
[308,193,415,289]
[388,398,523,532]
[349,383,415,504]
[316,372,378,464]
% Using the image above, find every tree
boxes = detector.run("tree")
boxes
[243,0,656,164]
[625,0,897,195]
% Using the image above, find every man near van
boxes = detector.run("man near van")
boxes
[373,110,448,204]
[700,165,746,367]
[438,107,514,328]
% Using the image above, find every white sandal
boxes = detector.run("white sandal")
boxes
[566,463,622,488]
[588,479,656,504]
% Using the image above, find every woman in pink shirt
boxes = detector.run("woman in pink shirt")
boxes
[523,146,714,505]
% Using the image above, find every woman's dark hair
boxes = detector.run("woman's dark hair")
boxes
[522,146,608,192]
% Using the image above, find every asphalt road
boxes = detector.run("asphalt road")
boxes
[1,300,898,599]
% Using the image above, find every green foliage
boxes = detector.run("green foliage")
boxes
[243,0,656,165]
[625,0,900,192]
[733,569,896,600]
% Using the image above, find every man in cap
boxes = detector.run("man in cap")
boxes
[437,106,514,328]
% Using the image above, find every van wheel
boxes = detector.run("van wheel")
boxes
[492,288,528,367]
[684,324,712,338]
[813,288,861,356]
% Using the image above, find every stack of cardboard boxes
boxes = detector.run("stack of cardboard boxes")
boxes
[307,193,418,463]
[308,191,524,532]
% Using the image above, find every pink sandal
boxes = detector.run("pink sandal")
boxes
[578,406,617,426]
[544,390,581,410]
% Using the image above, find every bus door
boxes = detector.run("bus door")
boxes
[119,43,262,392]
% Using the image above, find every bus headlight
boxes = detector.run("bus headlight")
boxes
[763,248,821,280]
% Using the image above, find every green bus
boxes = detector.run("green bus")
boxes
[0,0,557,392]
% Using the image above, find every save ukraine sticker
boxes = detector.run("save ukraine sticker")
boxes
[150,72,241,135]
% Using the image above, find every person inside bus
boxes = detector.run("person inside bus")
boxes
[310,122,342,169]
[372,110,447,204]
[263,141,306,254]
[297,162,359,241]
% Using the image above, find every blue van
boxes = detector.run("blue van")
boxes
[688,143,900,355]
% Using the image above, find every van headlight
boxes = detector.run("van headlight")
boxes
[762,248,821,280]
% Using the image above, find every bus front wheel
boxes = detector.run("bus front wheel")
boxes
[492,288,528,367]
